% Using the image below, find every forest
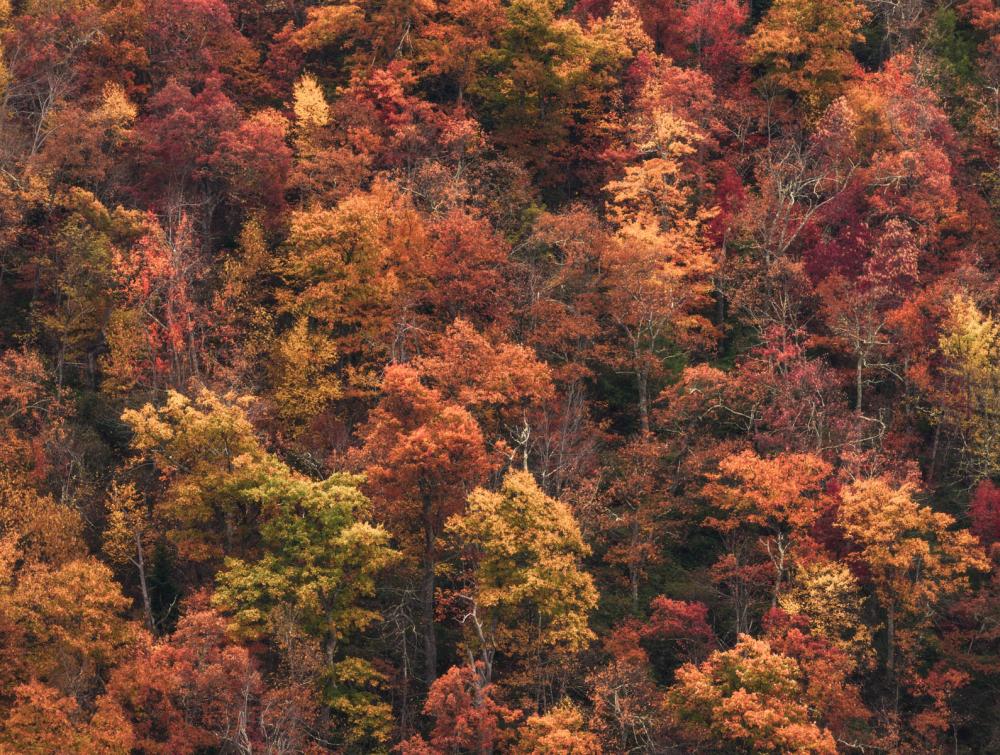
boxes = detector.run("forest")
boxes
[3,0,1000,751]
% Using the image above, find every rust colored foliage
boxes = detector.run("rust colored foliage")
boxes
[5,0,1000,750]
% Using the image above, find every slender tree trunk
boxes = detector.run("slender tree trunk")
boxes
[637,369,650,434]
[421,498,438,687]
[856,353,864,412]
[135,531,155,634]
[630,517,640,613]
[886,601,896,709]
[928,422,942,485]
[770,533,787,609]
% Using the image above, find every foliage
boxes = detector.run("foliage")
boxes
[4,0,1000,749]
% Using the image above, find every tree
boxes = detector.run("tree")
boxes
[266,316,342,436]
[589,435,676,611]
[762,610,871,742]
[213,469,399,748]
[513,703,602,754]
[4,558,139,698]
[102,481,157,633]
[398,663,519,755]
[666,634,837,753]
[102,214,206,397]
[106,604,267,755]
[121,389,270,564]
[587,620,667,753]
[970,480,1000,547]
[277,182,422,374]
[778,559,873,664]
[292,73,330,129]
[414,318,554,461]
[642,596,718,666]
[702,450,832,610]
[0,473,86,567]
[836,477,988,682]
[446,470,598,694]
[34,81,136,191]
[602,110,718,431]
[747,0,870,115]
[0,681,133,755]
[679,0,749,80]
[469,0,646,195]
[30,198,116,390]
[816,220,919,412]
[937,294,1000,480]
[133,75,240,222]
[353,365,491,686]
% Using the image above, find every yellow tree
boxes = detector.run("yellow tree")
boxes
[747,0,870,116]
[266,316,341,434]
[779,558,873,665]
[937,293,1000,480]
[122,389,271,564]
[102,482,157,634]
[836,478,988,680]
[292,73,330,130]
[602,111,718,432]
[0,474,86,567]
[277,181,425,380]
[446,471,598,694]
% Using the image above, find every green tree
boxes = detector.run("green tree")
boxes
[122,389,271,564]
[213,468,399,750]
[447,470,598,693]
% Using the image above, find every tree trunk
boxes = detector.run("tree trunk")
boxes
[135,531,155,635]
[928,422,942,485]
[770,533,787,610]
[855,353,864,412]
[421,498,438,687]
[886,601,896,703]
[630,518,640,613]
[637,369,650,434]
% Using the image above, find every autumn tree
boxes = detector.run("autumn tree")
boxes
[513,703,602,754]
[414,318,554,462]
[701,450,832,624]
[102,214,206,397]
[937,294,1000,480]
[470,0,647,195]
[398,663,519,755]
[3,558,139,699]
[446,470,598,696]
[353,365,491,686]
[0,474,86,568]
[213,469,399,748]
[0,681,133,755]
[277,182,422,376]
[666,634,837,753]
[837,477,988,683]
[779,558,873,664]
[102,481,157,633]
[586,435,676,611]
[106,604,268,754]
[265,316,342,437]
[747,0,870,115]
[122,389,270,565]
[602,111,718,431]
